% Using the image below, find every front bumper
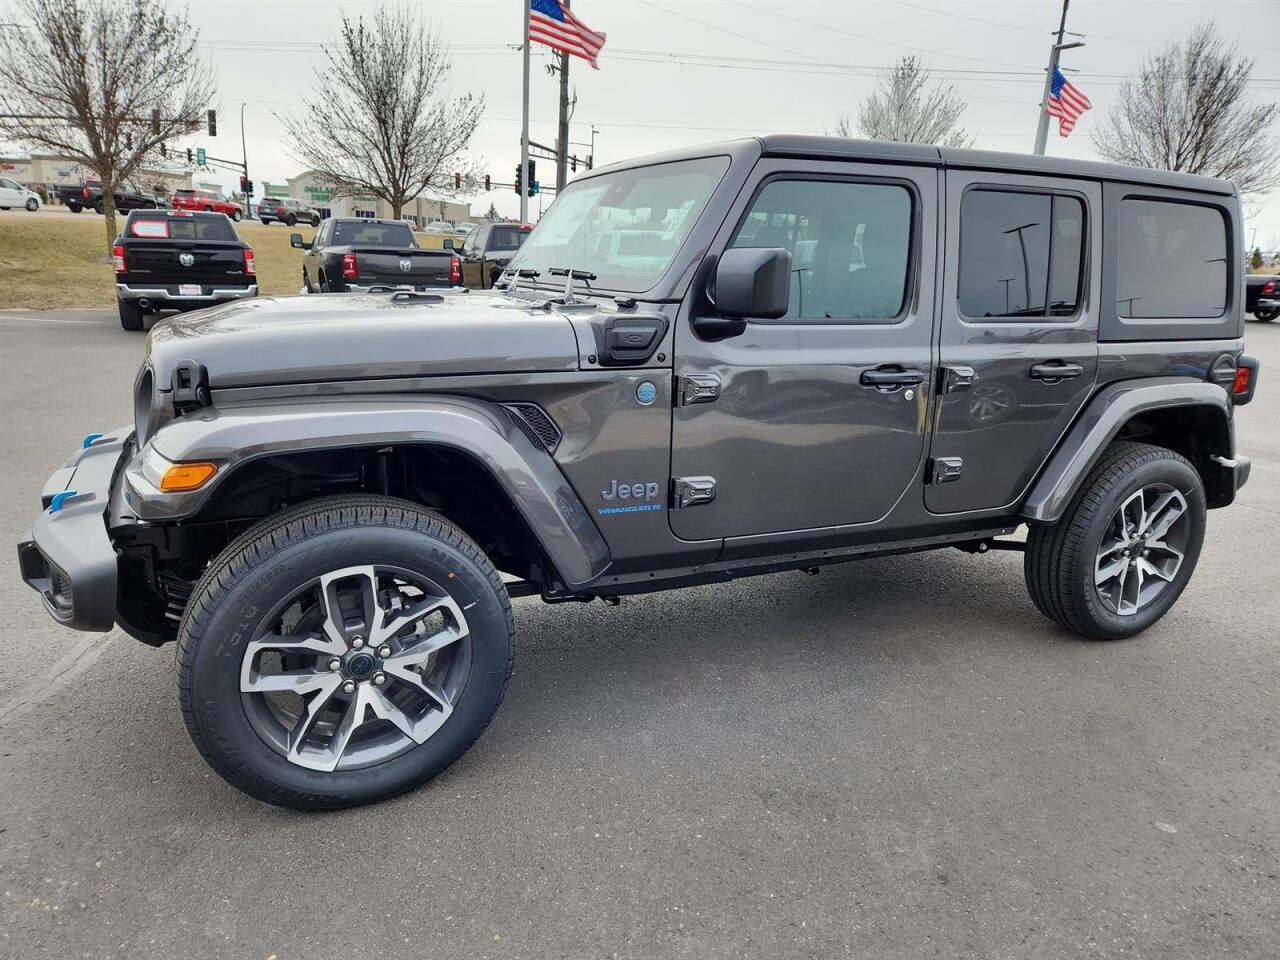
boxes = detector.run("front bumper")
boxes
[116,283,257,304]
[16,428,130,631]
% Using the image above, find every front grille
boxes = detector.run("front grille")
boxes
[503,403,562,453]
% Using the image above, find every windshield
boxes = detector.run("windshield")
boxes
[507,155,729,292]
[333,221,416,247]
[489,226,528,251]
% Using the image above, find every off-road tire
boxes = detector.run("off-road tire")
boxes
[1025,441,1205,640]
[176,495,515,810]
[118,299,144,331]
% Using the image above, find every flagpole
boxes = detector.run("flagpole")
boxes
[1033,0,1083,155]
[520,0,531,223]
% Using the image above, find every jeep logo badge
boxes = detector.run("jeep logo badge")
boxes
[399,258,412,273]
[179,252,194,267]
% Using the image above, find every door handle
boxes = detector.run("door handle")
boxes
[860,366,926,389]
[1029,361,1084,382]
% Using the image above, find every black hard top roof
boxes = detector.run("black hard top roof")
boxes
[585,135,1235,197]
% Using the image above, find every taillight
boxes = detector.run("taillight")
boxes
[342,252,357,279]
[276,206,285,217]
[112,243,125,272]
[1233,365,1251,396]
[82,187,90,198]
[1264,280,1277,296]
[243,248,255,276]
[450,256,461,285]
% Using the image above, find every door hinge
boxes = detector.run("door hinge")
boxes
[677,374,721,406]
[670,476,717,508]
[929,457,964,484]
[940,365,977,394]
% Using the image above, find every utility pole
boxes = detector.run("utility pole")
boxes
[555,0,571,192]
[520,0,531,223]
[1033,0,1084,156]
[240,103,249,213]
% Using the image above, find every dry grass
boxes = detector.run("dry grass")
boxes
[0,213,318,308]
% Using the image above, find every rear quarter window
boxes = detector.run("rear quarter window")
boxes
[1115,199,1227,319]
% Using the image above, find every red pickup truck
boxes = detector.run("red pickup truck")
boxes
[171,188,243,221]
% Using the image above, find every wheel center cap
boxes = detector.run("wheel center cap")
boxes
[347,653,376,679]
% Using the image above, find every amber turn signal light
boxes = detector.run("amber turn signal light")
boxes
[159,461,217,492]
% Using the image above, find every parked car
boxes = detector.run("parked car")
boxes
[423,220,454,233]
[0,175,41,211]
[257,196,320,227]
[55,181,156,214]
[1245,274,1278,321]
[111,208,256,330]
[458,221,531,288]
[293,217,460,292]
[17,136,1258,810]
[172,188,243,221]
[454,222,475,237]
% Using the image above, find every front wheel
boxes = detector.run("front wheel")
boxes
[25,198,38,211]
[118,299,144,331]
[231,208,242,222]
[1025,441,1206,640]
[177,495,515,809]
[285,213,297,227]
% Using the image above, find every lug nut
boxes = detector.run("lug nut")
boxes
[373,671,387,686]
[377,645,392,658]
[350,636,365,650]
[342,680,357,694]
[327,657,341,672]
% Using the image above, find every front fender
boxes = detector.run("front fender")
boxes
[124,394,612,590]
[1020,376,1233,523]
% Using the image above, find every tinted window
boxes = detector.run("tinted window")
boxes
[129,214,237,241]
[959,189,1084,319]
[1,178,19,189]
[487,226,527,251]
[1115,199,1227,318]
[332,221,416,247]
[729,178,912,323]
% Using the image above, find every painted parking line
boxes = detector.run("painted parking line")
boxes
[0,314,99,325]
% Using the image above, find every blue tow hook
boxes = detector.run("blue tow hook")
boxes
[49,490,79,514]
[82,433,104,448]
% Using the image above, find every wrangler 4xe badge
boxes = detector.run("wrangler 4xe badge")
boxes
[598,479,662,516]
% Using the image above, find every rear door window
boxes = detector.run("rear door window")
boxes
[958,189,1085,319]
[1115,199,1227,318]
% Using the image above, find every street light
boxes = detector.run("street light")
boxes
[1002,222,1040,313]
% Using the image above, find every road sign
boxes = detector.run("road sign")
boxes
[196,147,206,166]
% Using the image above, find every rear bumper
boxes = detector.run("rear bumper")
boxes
[16,429,130,632]
[1209,453,1251,508]
[117,283,257,304]
[1254,297,1280,312]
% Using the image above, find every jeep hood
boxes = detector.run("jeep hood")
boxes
[145,291,581,389]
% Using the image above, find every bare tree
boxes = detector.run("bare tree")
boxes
[0,0,216,253]
[835,56,973,148]
[1093,22,1279,197]
[283,5,484,219]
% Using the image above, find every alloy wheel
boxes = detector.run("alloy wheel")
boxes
[1093,483,1189,616]
[239,564,470,772]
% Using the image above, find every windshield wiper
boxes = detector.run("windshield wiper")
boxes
[548,267,597,303]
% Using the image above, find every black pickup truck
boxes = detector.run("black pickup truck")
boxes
[114,209,257,331]
[292,218,460,293]
[1245,274,1278,321]
[57,181,156,215]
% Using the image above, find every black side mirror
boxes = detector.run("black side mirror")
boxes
[714,247,791,318]
[290,233,309,250]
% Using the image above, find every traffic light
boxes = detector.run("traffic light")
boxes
[186,148,193,164]
[484,174,491,191]
[239,175,247,191]
[245,179,253,195]
[527,160,536,197]
[454,172,461,190]
[514,164,522,195]
[207,109,217,137]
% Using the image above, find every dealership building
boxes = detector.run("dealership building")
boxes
[260,169,472,226]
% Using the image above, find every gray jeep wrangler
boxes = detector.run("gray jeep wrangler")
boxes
[18,137,1259,809]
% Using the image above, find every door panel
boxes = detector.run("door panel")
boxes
[926,171,1101,514]
[669,159,938,542]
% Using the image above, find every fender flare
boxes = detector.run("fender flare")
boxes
[125,394,612,590]
[1020,376,1233,524]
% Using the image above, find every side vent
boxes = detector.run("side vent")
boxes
[503,403,562,454]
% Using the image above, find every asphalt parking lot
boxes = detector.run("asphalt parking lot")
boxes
[1,309,1277,959]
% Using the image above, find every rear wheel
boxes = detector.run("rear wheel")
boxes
[259,217,270,225]
[67,203,82,213]
[204,205,213,212]
[94,199,105,215]
[177,495,515,809]
[310,213,320,227]
[1025,441,1205,640]
[1254,308,1278,322]
[118,299,144,331]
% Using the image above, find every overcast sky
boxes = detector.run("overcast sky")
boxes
[91,0,1280,244]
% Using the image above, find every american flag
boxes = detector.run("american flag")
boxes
[1044,66,1092,137]
[530,0,606,70]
